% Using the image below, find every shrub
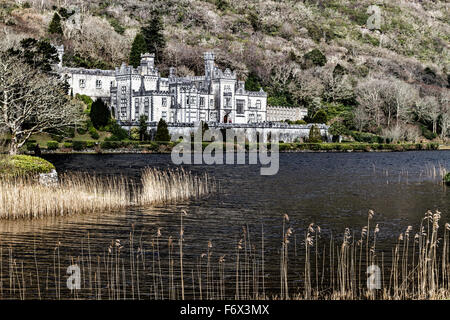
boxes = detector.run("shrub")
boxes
[90,98,111,129]
[72,141,87,151]
[63,142,72,148]
[0,155,55,176]
[25,142,36,152]
[47,141,59,150]
[303,49,327,68]
[107,121,129,141]
[155,118,171,142]
[89,126,100,139]
[308,125,322,143]
[444,173,450,186]
[312,109,328,124]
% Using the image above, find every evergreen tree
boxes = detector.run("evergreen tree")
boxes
[312,109,328,124]
[129,33,147,68]
[90,98,111,129]
[308,125,322,143]
[141,12,166,64]
[138,115,148,141]
[48,12,63,35]
[7,38,59,73]
[154,118,171,142]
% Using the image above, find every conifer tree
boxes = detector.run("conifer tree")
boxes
[129,33,147,68]
[48,12,63,35]
[154,118,171,142]
[90,98,111,129]
[141,12,166,64]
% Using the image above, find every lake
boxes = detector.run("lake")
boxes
[0,151,449,299]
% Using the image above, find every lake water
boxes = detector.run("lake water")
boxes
[0,151,449,299]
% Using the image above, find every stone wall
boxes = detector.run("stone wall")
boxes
[120,122,330,143]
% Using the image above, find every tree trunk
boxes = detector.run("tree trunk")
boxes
[9,133,20,155]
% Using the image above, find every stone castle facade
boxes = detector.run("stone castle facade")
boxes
[58,47,268,125]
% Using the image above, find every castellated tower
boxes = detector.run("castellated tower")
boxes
[140,53,155,74]
[204,52,215,79]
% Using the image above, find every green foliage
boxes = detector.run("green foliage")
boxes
[46,141,59,150]
[106,121,129,141]
[350,131,384,143]
[63,53,113,70]
[420,125,437,140]
[444,173,450,186]
[0,155,55,176]
[129,33,147,68]
[48,12,63,35]
[90,98,111,129]
[88,126,100,140]
[312,109,328,124]
[141,12,166,64]
[154,118,171,142]
[63,142,72,148]
[303,49,327,68]
[247,10,261,31]
[308,125,322,143]
[108,17,125,34]
[245,72,262,91]
[7,38,59,73]
[329,122,349,136]
[138,115,149,141]
[72,140,87,151]
[216,0,228,11]
[130,127,140,140]
[76,94,93,109]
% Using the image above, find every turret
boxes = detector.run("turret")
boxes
[204,52,215,79]
[140,53,155,74]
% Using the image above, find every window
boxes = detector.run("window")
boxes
[224,97,232,108]
[79,79,85,88]
[224,85,231,92]
[162,111,167,120]
[249,113,255,122]
[210,99,214,108]
[191,96,196,105]
[200,111,205,120]
[257,114,262,122]
[162,97,167,107]
[144,98,149,117]
[200,97,205,108]
[96,79,102,89]
[121,86,126,95]
[135,99,140,118]
[236,100,244,115]
[120,98,127,118]
[256,100,261,109]
[185,96,190,105]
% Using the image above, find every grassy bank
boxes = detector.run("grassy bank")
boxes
[23,141,442,154]
[0,155,55,177]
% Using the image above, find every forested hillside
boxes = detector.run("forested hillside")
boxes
[1,0,449,141]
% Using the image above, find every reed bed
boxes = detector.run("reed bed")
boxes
[0,168,213,219]
[1,210,450,300]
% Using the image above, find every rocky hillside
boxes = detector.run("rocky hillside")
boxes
[1,0,449,139]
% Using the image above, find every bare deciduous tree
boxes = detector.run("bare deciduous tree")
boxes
[415,95,440,133]
[356,78,385,128]
[0,53,82,155]
[440,91,450,139]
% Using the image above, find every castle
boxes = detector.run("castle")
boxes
[57,47,268,125]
